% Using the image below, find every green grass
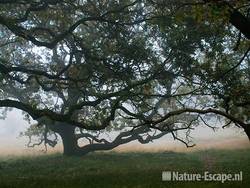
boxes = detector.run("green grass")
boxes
[0,149,249,188]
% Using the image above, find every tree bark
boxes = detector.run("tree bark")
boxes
[229,10,250,40]
[244,126,250,141]
[55,123,79,156]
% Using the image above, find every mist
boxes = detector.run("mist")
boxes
[0,110,249,157]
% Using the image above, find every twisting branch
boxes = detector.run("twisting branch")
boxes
[150,108,249,130]
[199,115,218,131]
[171,131,195,148]
[217,46,250,80]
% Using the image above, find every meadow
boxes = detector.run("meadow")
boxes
[0,149,249,188]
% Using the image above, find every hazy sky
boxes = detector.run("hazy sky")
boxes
[0,109,249,156]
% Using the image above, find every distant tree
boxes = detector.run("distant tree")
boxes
[0,0,249,155]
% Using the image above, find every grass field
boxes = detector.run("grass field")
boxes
[0,149,249,188]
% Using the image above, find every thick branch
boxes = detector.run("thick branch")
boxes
[151,108,249,129]
[0,99,105,130]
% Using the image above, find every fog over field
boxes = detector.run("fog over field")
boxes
[0,110,249,156]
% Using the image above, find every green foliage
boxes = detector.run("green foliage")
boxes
[0,0,249,151]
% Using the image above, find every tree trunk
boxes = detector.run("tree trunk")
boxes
[244,126,250,141]
[56,123,79,156]
[60,129,79,156]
